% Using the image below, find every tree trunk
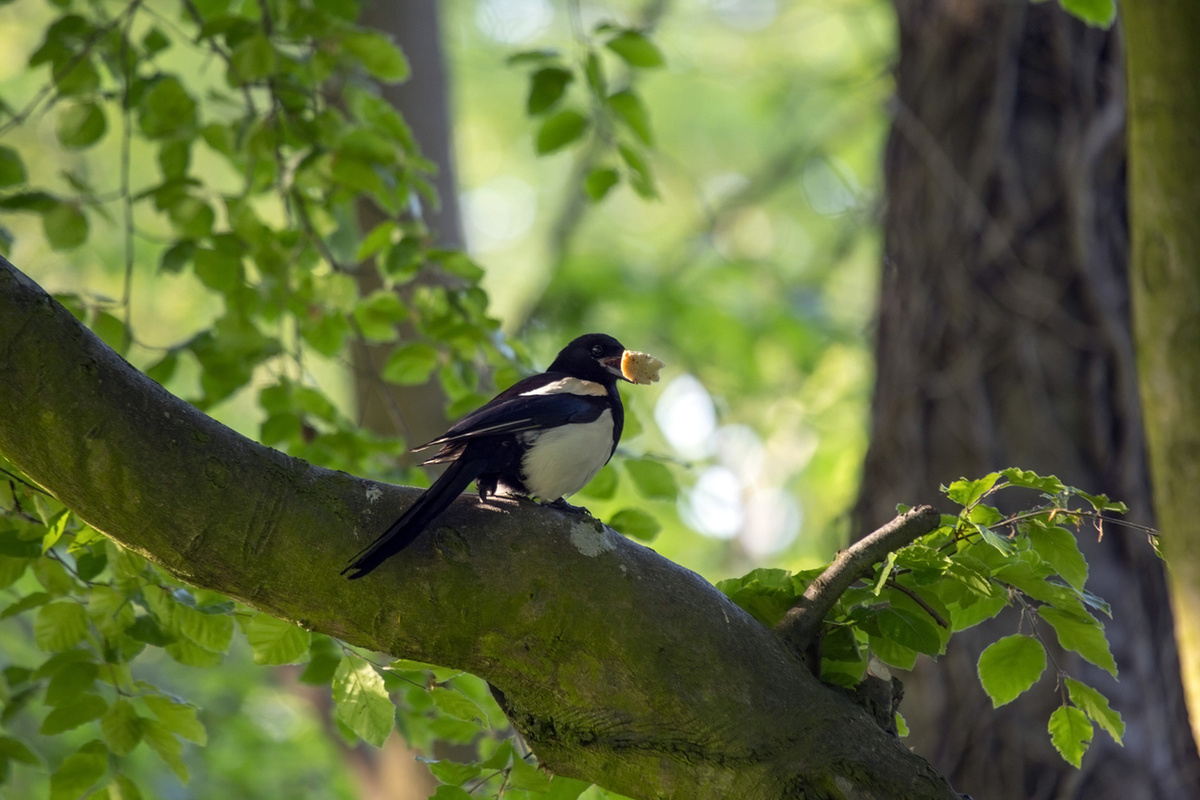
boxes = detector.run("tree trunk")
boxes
[353,0,463,450]
[1124,0,1200,745]
[857,1,1200,796]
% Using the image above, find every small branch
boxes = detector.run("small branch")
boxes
[884,578,949,629]
[776,505,942,657]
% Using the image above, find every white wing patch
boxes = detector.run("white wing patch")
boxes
[520,409,614,500]
[519,377,608,397]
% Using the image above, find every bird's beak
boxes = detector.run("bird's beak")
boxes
[604,353,634,382]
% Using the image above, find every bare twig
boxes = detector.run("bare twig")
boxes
[776,505,942,657]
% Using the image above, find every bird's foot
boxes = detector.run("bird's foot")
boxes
[545,497,592,517]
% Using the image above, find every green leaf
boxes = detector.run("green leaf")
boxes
[1027,522,1088,590]
[623,458,676,500]
[431,787,473,800]
[229,34,277,83]
[426,757,481,786]
[944,473,1000,507]
[875,606,942,656]
[56,102,106,149]
[382,343,440,385]
[1064,677,1124,744]
[584,50,606,95]
[510,756,553,791]
[1037,606,1118,677]
[41,693,107,734]
[577,464,618,499]
[527,67,573,115]
[101,700,143,755]
[977,634,1046,706]
[948,593,1007,632]
[0,145,27,187]
[1000,467,1066,495]
[506,49,561,66]
[353,291,408,342]
[342,31,410,82]
[144,695,206,744]
[357,220,397,261]
[332,657,394,747]
[585,167,620,202]
[42,202,88,251]
[604,30,665,68]
[1048,705,1093,767]
[975,522,1015,555]
[536,110,589,154]
[430,687,486,723]
[716,568,798,627]
[606,90,653,145]
[50,741,108,800]
[1075,490,1128,513]
[607,508,661,541]
[44,659,98,706]
[138,77,196,139]
[868,634,918,670]
[34,602,89,652]
[0,736,40,765]
[618,143,656,198]
[193,247,241,292]
[54,56,100,96]
[143,720,189,783]
[1059,0,1116,27]
[246,613,311,665]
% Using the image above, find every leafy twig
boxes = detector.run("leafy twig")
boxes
[775,505,941,656]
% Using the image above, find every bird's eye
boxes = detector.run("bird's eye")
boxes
[591,344,604,356]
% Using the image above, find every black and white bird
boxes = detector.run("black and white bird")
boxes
[343,333,634,579]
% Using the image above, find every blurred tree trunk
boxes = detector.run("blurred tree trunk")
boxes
[352,0,463,450]
[857,1,1200,797]
[343,3,463,797]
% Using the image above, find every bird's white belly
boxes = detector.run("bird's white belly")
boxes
[520,410,614,500]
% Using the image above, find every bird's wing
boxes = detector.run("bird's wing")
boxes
[414,375,611,454]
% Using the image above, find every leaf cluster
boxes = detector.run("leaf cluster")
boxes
[510,23,663,201]
[718,468,1137,767]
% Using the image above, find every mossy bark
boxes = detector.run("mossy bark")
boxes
[0,256,960,799]
[1124,0,1200,742]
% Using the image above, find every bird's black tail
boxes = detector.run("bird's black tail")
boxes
[342,456,480,579]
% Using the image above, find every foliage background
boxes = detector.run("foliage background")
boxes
[0,0,1155,798]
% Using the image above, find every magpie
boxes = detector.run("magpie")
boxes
[343,333,633,579]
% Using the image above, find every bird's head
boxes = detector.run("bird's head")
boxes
[550,333,634,384]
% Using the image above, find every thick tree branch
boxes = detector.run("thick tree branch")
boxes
[0,257,960,800]
[776,505,942,655]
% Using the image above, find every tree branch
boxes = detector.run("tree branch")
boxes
[0,256,960,800]
[776,505,943,656]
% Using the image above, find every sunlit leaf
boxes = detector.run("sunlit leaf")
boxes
[1064,677,1123,744]
[246,613,311,665]
[1048,705,1093,767]
[1038,606,1117,677]
[977,634,1045,706]
[333,657,394,747]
